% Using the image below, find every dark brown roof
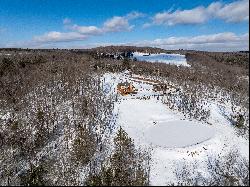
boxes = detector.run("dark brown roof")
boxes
[117,81,131,87]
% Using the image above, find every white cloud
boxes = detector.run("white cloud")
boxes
[153,7,208,26]
[132,32,249,51]
[32,11,143,43]
[63,18,72,25]
[125,11,146,19]
[103,16,134,32]
[142,23,152,28]
[33,31,87,43]
[35,11,144,43]
[212,0,249,22]
[71,11,143,34]
[71,25,103,35]
[6,32,248,51]
[4,11,145,47]
[148,0,249,26]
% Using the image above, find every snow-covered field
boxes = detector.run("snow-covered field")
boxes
[102,71,249,185]
[133,52,190,67]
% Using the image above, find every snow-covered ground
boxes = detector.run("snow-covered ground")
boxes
[146,121,215,148]
[133,52,190,67]
[101,71,249,185]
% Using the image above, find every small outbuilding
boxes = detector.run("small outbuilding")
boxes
[153,83,178,94]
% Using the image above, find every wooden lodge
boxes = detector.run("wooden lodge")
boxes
[117,82,137,96]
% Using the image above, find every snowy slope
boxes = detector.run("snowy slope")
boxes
[102,71,249,185]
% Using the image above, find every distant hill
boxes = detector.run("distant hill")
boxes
[90,45,168,54]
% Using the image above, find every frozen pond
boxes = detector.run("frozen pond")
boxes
[146,120,215,148]
[133,52,190,67]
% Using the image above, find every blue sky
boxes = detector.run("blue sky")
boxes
[0,0,249,51]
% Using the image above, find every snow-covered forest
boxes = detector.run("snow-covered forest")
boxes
[0,47,249,186]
